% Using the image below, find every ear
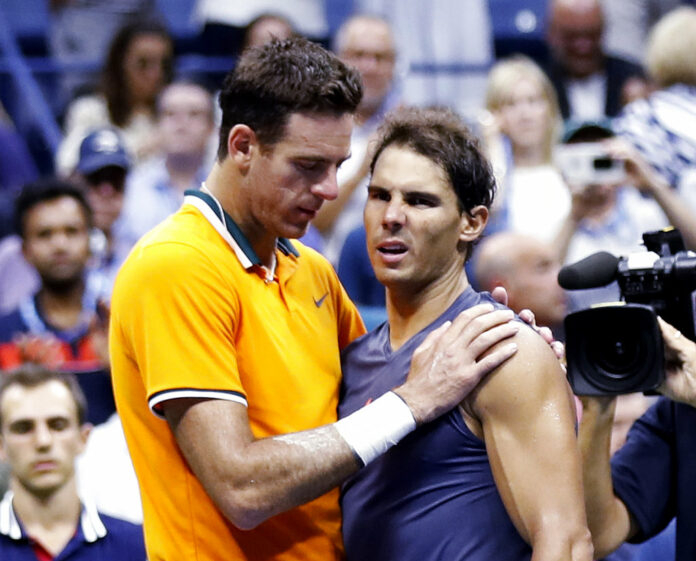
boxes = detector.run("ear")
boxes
[459,205,489,244]
[77,423,92,454]
[227,124,258,172]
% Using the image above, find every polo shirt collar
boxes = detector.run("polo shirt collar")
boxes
[0,491,107,543]
[183,187,300,271]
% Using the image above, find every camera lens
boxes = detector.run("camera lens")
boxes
[589,331,641,379]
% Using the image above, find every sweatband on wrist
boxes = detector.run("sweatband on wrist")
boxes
[334,391,416,467]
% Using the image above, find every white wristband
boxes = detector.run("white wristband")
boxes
[334,391,416,466]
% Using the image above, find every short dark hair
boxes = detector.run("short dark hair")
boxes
[370,106,497,215]
[0,365,88,430]
[217,36,362,160]
[14,178,93,238]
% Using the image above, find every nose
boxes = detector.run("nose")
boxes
[34,422,53,450]
[382,198,405,228]
[311,171,339,201]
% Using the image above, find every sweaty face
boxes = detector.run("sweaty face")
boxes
[123,33,172,105]
[339,20,396,114]
[0,381,87,498]
[496,78,551,153]
[158,83,214,157]
[240,112,353,245]
[364,145,469,293]
[22,197,91,288]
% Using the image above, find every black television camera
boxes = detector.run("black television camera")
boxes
[559,228,696,396]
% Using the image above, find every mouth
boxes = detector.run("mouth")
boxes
[33,460,57,472]
[375,240,408,264]
[297,206,320,220]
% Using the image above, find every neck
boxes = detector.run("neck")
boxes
[37,279,85,331]
[204,164,277,268]
[166,152,205,194]
[386,266,469,350]
[10,477,81,555]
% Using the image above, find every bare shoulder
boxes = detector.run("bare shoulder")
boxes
[466,324,571,420]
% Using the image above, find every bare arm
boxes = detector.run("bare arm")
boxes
[465,327,593,561]
[164,304,520,529]
[578,396,637,557]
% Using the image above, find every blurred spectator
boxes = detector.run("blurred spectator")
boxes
[48,0,163,109]
[0,365,145,559]
[0,179,114,426]
[355,0,494,122]
[474,232,568,340]
[553,121,696,311]
[314,14,400,264]
[0,129,133,314]
[242,13,295,50]
[119,80,215,244]
[0,105,38,240]
[601,0,681,65]
[615,6,696,191]
[56,20,174,175]
[482,55,570,243]
[544,0,645,120]
[192,0,327,57]
[76,410,142,524]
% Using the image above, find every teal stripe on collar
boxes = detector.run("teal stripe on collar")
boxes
[278,237,300,257]
[185,189,301,263]
[185,189,261,265]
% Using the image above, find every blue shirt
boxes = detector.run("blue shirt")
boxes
[0,492,146,561]
[339,287,531,561]
[611,397,696,561]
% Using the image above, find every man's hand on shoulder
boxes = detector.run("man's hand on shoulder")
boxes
[394,303,519,424]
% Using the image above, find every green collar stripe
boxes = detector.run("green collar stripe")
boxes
[184,189,299,264]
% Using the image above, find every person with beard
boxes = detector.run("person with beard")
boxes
[0,179,114,426]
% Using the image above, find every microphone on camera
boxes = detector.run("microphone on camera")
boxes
[558,251,619,290]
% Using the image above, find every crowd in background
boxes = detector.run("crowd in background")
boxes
[1,1,696,560]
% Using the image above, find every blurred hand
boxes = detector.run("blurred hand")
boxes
[13,333,65,369]
[602,137,670,194]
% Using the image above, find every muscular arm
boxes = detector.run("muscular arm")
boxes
[164,304,520,530]
[465,327,593,561]
[164,398,359,530]
[578,397,639,557]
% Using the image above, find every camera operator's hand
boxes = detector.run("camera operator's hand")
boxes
[658,317,696,408]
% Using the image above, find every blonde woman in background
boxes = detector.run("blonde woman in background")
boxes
[480,55,570,243]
